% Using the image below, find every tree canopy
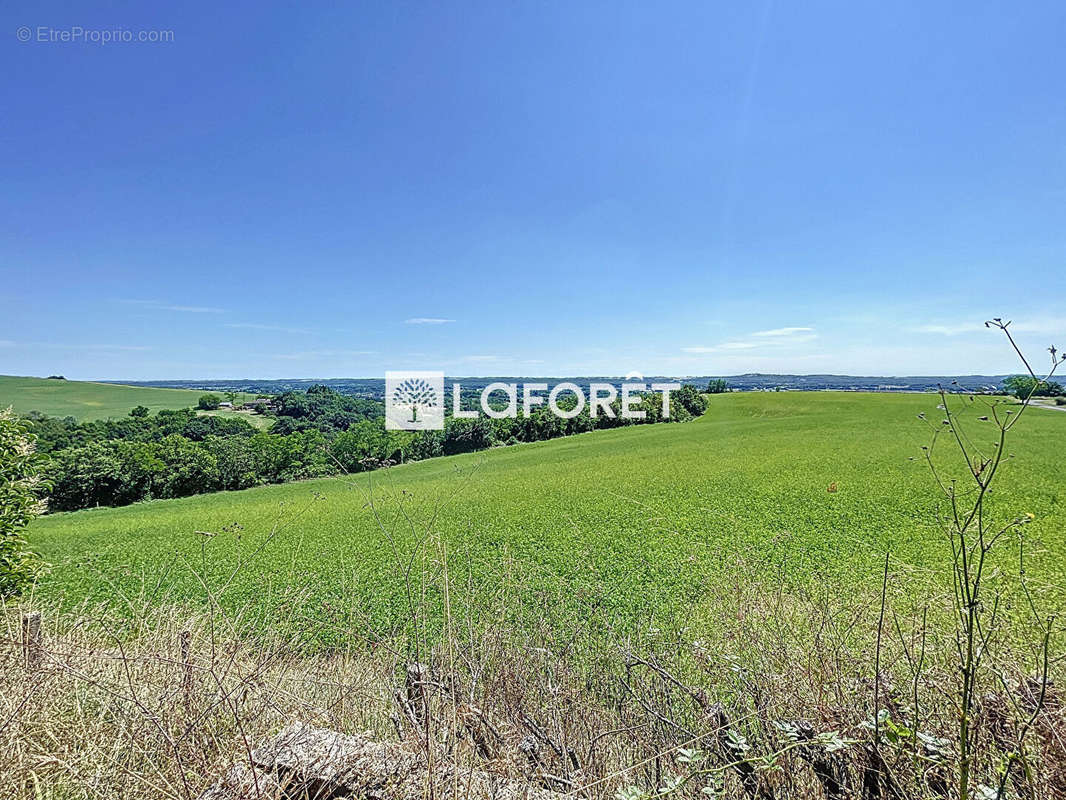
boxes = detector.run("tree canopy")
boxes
[1002,375,1064,398]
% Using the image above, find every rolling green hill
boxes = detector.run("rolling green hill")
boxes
[28,392,1066,647]
[0,375,254,421]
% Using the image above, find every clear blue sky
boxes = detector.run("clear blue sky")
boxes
[2,1,1064,379]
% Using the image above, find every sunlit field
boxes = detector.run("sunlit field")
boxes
[29,391,1066,649]
[0,375,255,421]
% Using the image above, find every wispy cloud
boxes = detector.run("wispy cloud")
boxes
[909,322,983,336]
[404,317,455,325]
[26,342,154,352]
[991,317,1066,334]
[720,341,763,350]
[164,305,225,313]
[682,342,760,354]
[909,317,1066,337]
[226,323,311,335]
[682,326,817,354]
[0,340,13,347]
[119,299,225,314]
[752,326,814,337]
[271,349,375,360]
[461,355,500,362]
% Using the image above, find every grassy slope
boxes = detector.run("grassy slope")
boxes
[0,375,201,420]
[198,407,275,431]
[29,392,1066,642]
[0,375,259,422]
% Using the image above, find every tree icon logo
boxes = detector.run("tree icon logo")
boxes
[393,377,437,423]
[385,371,445,430]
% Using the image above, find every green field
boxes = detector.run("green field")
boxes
[29,392,1066,646]
[197,407,275,431]
[0,375,257,421]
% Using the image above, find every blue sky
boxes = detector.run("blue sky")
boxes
[2,1,1064,379]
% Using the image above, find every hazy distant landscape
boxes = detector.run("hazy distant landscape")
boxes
[113,372,1012,399]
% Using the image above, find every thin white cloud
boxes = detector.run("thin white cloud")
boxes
[909,317,1066,337]
[909,323,983,336]
[118,299,225,314]
[271,349,375,360]
[1001,317,1066,334]
[752,326,814,337]
[226,323,311,335]
[682,342,760,354]
[0,340,13,347]
[462,355,500,362]
[682,327,817,354]
[769,334,818,345]
[719,341,761,350]
[404,317,455,325]
[28,342,154,352]
[162,305,225,313]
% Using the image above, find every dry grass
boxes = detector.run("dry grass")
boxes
[3,553,1063,799]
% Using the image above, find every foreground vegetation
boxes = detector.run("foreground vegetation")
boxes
[6,564,1059,800]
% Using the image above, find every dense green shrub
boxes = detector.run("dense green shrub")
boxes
[0,408,46,596]
[47,442,126,510]
[272,384,382,435]
[155,435,220,497]
[673,384,709,416]
[1002,375,1064,397]
[443,416,495,454]
[205,435,261,491]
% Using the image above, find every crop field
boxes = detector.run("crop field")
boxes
[0,375,256,420]
[28,391,1066,649]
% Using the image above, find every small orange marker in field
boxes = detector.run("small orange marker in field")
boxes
[827,482,838,493]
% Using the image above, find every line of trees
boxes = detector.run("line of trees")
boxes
[25,384,709,513]
[706,378,729,393]
[1002,375,1064,398]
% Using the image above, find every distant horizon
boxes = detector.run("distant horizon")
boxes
[93,371,1015,383]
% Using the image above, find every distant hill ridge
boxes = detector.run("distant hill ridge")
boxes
[110,373,1011,397]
